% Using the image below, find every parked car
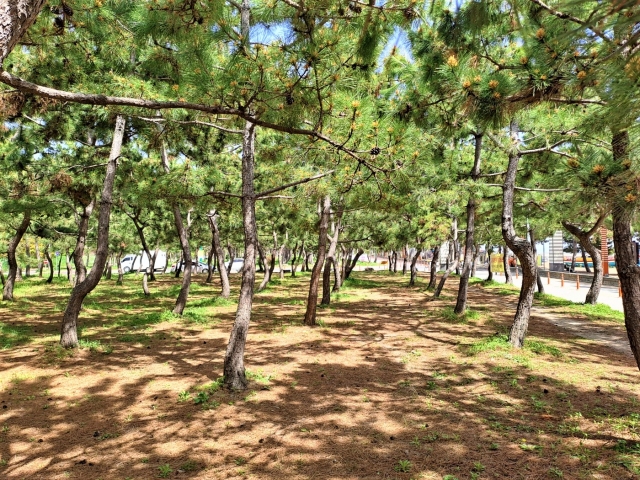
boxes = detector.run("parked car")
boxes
[121,251,167,273]
[170,260,209,274]
[227,258,244,273]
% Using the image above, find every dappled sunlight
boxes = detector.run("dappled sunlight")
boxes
[0,272,637,478]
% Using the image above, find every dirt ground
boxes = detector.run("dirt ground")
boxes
[0,271,639,480]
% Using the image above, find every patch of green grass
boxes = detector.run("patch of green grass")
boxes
[112,310,178,329]
[482,280,520,296]
[78,339,113,354]
[0,322,33,349]
[467,333,510,355]
[535,293,625,323]
[439,306,482,324]
[246,370,274,384]
[158,464,172,478]
[189,296,236,308]
[342,276,383,289]
[526,339,562,357]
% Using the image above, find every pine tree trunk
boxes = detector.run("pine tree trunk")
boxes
[73,200,95,285]
[208,211,231,298]
[142,272,150,296]
[223,119,257,391]
[501,125,537,349]
[2,210,31,301]
[409,248,422,287]
[258,250,275,292]
[0,1,48,64]
[428,246,439,290]
[321,257,332,305]
[503,245,513,284]
[290,241,299,277]
[402,247,408,276]
[116,250,124,286]
[581,244,592,273]
[226,244,234,275]
[344,248,364,280]
[304,195,331,325]
[45,245,54,284]
[530,228,545,294]
[60,115,124,348]
[611,127,640,371]
[206,246,214,283]
[570,239,577,272]
[486,251,493,282]
[434,242,459,298]
[563,215,606,305]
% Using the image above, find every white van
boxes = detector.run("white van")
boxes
[121,251,167,273]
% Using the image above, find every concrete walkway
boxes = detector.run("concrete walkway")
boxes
[476,267,624,312]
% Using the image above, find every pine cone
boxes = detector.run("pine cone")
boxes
[370,147,380,156]
[62,2,74,17]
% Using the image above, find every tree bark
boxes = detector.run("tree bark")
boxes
[610,129,640,370]
[486,250,493,282]
[258,248,275,292]
[455,132,482,314]
[570,239,577,272]
[116,249,124,285]
[303,195,331,325]
[290,241,299,277]
[321,211,342,305]
[428,246,439,290]
[2,210,30,300]
[142,272,150,296]
[208,211,231,298]
[159,124,192,315]
[581,243,592,273]
[562,214,606,305]
[434,241,459,298]
[60,115,124,348]
[0,0,47,65]
[223,118,257,391]
[45,244,53,284]
[409,248,422,287]
[529,228,545,294]
[344,248,364,280]
[502,125,537,349]
[503,245,513,284]
[73,199,95,285]
[402,246,408,276]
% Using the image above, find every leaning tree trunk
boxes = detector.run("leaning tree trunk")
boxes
[2,210,31,301]
[73,200,96,285]
[434,241,459,298]
[428,246,440,290]
[611,129,640,370]
[0,1,48,65]
[133,220,156,281]
[223,118,257,390]
[503,245,513,284]
[581,244,592,273]
[570,239,577,272]
[303,195,331,325]
[501,129,537,349]
[258,249,275,292]
[208,211,231,298]
[321,214,342,305]
[563,215,606,305]
[290,241,299,277]
[159,125,192,315]
[455,132,482,314]
[142,272,150,296]
[409,248,422,287]
[60,115,125,348]
[45,244,54,284]
[344,248,364,280]
[206,246,214,283]
[529,228,544,294]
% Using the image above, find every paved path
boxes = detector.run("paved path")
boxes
[476,267,624,312]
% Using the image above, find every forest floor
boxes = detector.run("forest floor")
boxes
[0,271,638,480]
